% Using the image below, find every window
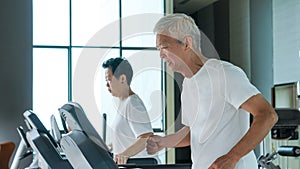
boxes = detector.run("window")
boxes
[33,48,68,128]
[33,0,165,140]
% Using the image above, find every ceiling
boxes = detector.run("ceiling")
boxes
[174,0,219,14]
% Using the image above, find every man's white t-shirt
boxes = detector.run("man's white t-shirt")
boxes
[111,94,158,160]
[181,59,260,169]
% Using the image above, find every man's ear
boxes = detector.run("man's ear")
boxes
[184,36,193,51]
[120,74,127,84]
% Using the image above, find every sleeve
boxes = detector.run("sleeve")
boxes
[225,65,260,109]
[126,96,153,138]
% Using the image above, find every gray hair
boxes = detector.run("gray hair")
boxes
[153,13,201,52]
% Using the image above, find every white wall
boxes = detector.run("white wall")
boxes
[273,0,300,84]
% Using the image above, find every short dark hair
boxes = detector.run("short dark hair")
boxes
[102,57,133,85]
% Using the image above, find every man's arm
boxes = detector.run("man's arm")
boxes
[209,94,278,169]
[146,126,190,155]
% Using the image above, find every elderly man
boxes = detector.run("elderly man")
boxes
[146,13,278,169]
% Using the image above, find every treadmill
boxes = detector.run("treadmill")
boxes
[59,102,191,169]
[23,110,73,169]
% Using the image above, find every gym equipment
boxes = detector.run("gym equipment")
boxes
[258,146,300,169]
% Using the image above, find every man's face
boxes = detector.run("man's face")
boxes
[156,34,186,73]
[105,68,122,97]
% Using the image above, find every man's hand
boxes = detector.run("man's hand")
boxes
[114,153,129,164]
[208,154,238,169]
[146,135,165,155]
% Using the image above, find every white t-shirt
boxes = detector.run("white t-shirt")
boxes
[111,94,158,159]
[181,59,260,169]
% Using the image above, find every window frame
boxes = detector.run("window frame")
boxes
[32,0,166,132]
